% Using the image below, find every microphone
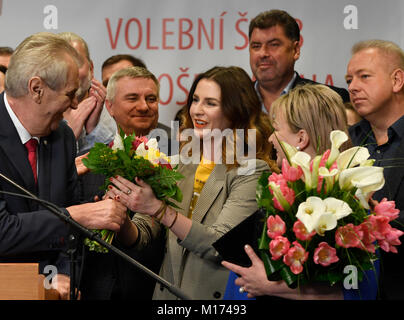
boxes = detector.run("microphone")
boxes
[0,172,191,300]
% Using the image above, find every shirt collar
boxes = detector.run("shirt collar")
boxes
[3,92,38,144]
[350,114,404,143]
[255,72,297,114]
[389,114,404,139]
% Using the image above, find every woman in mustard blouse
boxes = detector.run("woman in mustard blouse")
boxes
[107,66,276,299]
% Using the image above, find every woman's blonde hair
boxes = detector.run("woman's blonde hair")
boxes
[270,84,350,154]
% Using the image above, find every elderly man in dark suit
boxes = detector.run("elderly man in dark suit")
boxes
[248,9,349,114]
[346,39,404,300]
[0,32,127,299]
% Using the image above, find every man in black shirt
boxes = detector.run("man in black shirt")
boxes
[346,39,404,300]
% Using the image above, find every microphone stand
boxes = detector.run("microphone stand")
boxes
[0,173,191,300]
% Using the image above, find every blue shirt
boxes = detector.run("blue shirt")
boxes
[255,72,297,114]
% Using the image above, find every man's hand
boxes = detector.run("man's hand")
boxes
[85,79,106,134]
[67,199,127,232]
[52,274,81,300]
[64,96,97,139]
[75,152,90,176]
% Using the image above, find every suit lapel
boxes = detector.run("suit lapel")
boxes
[192,164,226,223]
[37,136,52,202]
[0,94,36,191]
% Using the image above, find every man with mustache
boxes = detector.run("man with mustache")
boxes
[249,10,349,113]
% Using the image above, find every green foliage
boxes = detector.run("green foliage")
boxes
[81,130,184,252]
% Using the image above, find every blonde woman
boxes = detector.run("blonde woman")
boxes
[222,84,378,300]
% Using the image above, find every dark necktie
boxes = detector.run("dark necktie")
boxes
[25,138,38,183]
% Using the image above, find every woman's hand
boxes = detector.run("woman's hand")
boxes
[221,245,273,298]
[106,176,161,216]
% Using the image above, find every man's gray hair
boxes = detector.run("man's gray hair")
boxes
[5,32,81,98]
[106,66,160,102]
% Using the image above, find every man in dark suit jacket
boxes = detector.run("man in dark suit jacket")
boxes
[0,32,127,299]
[346,39,404,300]
[78,66,167,300]
[248,9,349,114]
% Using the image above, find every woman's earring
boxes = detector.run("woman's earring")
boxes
[296,146,301,151]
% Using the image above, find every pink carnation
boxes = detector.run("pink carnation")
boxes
[373,198,400,221]
[281,158,303,182]
[293,220,316,241]
[267,215,286,239]
[269,236,290,260]
[283,241,308,275]
[313,242,339,267]
[335,224,363,248]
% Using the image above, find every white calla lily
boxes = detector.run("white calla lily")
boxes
[268,181,291,212]
[339,166,385,193]
[279,140,299,165]
[291,151,313,190]
[319,166,339,193]
[323,197,352,220]
[336,146,370,170]
[111,132,125,151]
[355,188,372,209]
[326,130,348,167]
[296,196,325,233]
[314,213,338,236]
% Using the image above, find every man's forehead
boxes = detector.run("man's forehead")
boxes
[118,76,158,93]
[251,24,287,39]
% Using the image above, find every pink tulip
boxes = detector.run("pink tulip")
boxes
[269,236,290,260]
[319,149,331,168]
[281,158,303,182]
[268,172,287,186]
[378,228,404,253]
[283,241,309,275]
[335,224,363,248]
[357,221,376,253]
[373,198,400,221]
[267,215,286,239]
[293,220,316,241]
[313,242,339,267]
[367,215,391,240]
[268,174,296,212]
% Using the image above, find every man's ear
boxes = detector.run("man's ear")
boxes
[28,76,44,104]
[105,99,114,117]
[293,40,301,62]
[90,59,94,78]
[297,129,310,151]
[391,68,404,93]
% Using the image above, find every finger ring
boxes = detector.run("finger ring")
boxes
[126,189,132,195]
[239,286,245,294]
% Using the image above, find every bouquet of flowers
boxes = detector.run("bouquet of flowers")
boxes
[257,130,403,288]
[82,128,183,253]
